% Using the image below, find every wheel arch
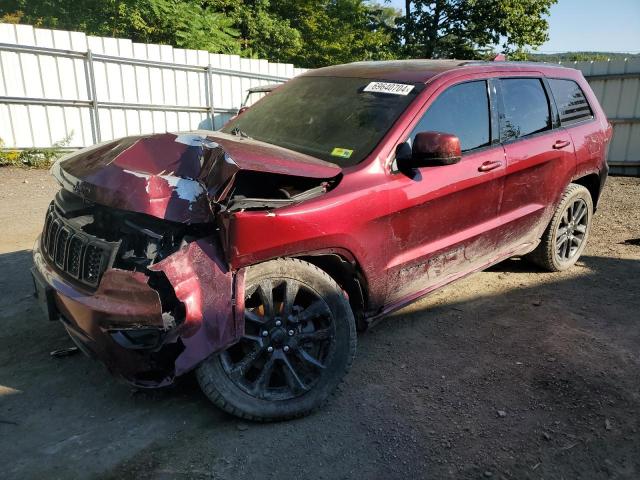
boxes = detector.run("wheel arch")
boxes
[293,250,368,330]
[572,172,602,210]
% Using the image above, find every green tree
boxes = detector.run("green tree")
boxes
[1,0,240,54]
[1,0,398,67]
[204,0,302,61]
[399,0,557,59]
[268,0,400,68]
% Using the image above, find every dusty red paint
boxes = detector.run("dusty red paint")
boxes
[33,246,164,327]
[149,238,243,376]
[223,62,610,315]
[33,60,611,387]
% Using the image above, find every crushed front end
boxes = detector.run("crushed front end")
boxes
[31,189,242,386]
[30,131,340,387]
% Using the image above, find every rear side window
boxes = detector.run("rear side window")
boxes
[409,81,490,152]
[499,78,551,141]
[549,78,593,125]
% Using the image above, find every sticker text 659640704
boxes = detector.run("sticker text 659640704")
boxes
[363,82,415,96]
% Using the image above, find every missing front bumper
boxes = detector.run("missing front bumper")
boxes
[31,236,244,387]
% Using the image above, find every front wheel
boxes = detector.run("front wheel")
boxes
[196,258,357,421]
[527,183,593,272]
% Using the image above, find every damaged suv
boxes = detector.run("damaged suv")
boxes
[32,60,611,420]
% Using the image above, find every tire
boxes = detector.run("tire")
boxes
[196,258,357,421]
[527,183,593,272]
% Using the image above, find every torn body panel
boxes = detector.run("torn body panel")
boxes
[149,238,245,376]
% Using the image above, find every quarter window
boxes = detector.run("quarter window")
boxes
[409,81,490,152]
[549,78,593,125]
[499,78,551,141]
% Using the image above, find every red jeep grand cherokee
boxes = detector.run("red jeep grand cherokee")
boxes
[32,60,611,420]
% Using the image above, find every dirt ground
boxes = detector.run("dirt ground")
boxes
[1,167,639,480]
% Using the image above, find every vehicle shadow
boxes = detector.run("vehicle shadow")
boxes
[1,249,639,479]
[365,253,640,478]
[485,256,544,273]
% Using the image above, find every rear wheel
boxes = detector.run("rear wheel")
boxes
[527,183,593,272]
[196,258,356,421]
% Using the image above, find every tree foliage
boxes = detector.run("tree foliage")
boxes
[263,0,399,67]
[1,0,558,66]
[399,0,557,60]
[1,1,241,53]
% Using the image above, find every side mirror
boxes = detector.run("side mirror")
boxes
[396,131,462,171]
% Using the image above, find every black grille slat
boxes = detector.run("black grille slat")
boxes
[48,220,60,256]
[40,202,116,289]
[67,236,85,278]
[42,207,53,254]
[55,228,70,268]
[83,244,106,287]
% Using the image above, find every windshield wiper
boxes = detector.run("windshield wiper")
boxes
[231,127,250,138]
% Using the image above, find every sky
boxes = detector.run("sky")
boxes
[386,0,640,53]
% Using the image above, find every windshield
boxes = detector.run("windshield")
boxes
[222,76,424,166]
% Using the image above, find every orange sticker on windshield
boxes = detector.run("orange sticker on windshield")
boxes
[331,147,353,159]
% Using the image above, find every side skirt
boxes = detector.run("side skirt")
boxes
[365,241,536,326]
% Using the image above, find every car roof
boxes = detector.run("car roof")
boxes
[303,59,578,84]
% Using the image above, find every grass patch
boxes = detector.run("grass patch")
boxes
[0,133,73,169]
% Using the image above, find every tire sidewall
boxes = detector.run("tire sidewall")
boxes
[549,186,593,271]
[197,259,356,420]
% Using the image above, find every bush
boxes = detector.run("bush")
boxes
[0,133,73,168]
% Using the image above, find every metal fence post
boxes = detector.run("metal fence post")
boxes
[84,49,101,143]
[206,65,215,130]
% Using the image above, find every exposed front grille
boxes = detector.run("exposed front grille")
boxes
[41,203,118,288]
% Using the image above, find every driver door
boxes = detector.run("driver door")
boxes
[382,79,507,305]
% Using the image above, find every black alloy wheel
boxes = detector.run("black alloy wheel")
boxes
[220,277,336,401]
[196,258,356,421]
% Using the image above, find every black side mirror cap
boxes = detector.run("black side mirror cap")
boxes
[395,142,413,172]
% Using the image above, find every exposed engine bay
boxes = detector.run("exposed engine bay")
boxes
[224,170,334,212]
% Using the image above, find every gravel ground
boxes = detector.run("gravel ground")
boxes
[0,167,639,479]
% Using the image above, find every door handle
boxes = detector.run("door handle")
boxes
[553,140,571,149]
[478,160,502,172]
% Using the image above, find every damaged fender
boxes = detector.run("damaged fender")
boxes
[149,237,246,376]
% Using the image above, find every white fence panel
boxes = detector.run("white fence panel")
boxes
[0,23,305,149]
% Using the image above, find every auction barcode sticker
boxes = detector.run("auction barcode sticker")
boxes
[363,82,414,96]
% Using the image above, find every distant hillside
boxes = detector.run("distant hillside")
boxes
[527,52,640,63]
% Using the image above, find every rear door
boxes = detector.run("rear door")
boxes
[383,79,506,304]
[497,77,576,251]
[546,77,605,181]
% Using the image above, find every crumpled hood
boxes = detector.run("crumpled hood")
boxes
[51,131,341,223]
